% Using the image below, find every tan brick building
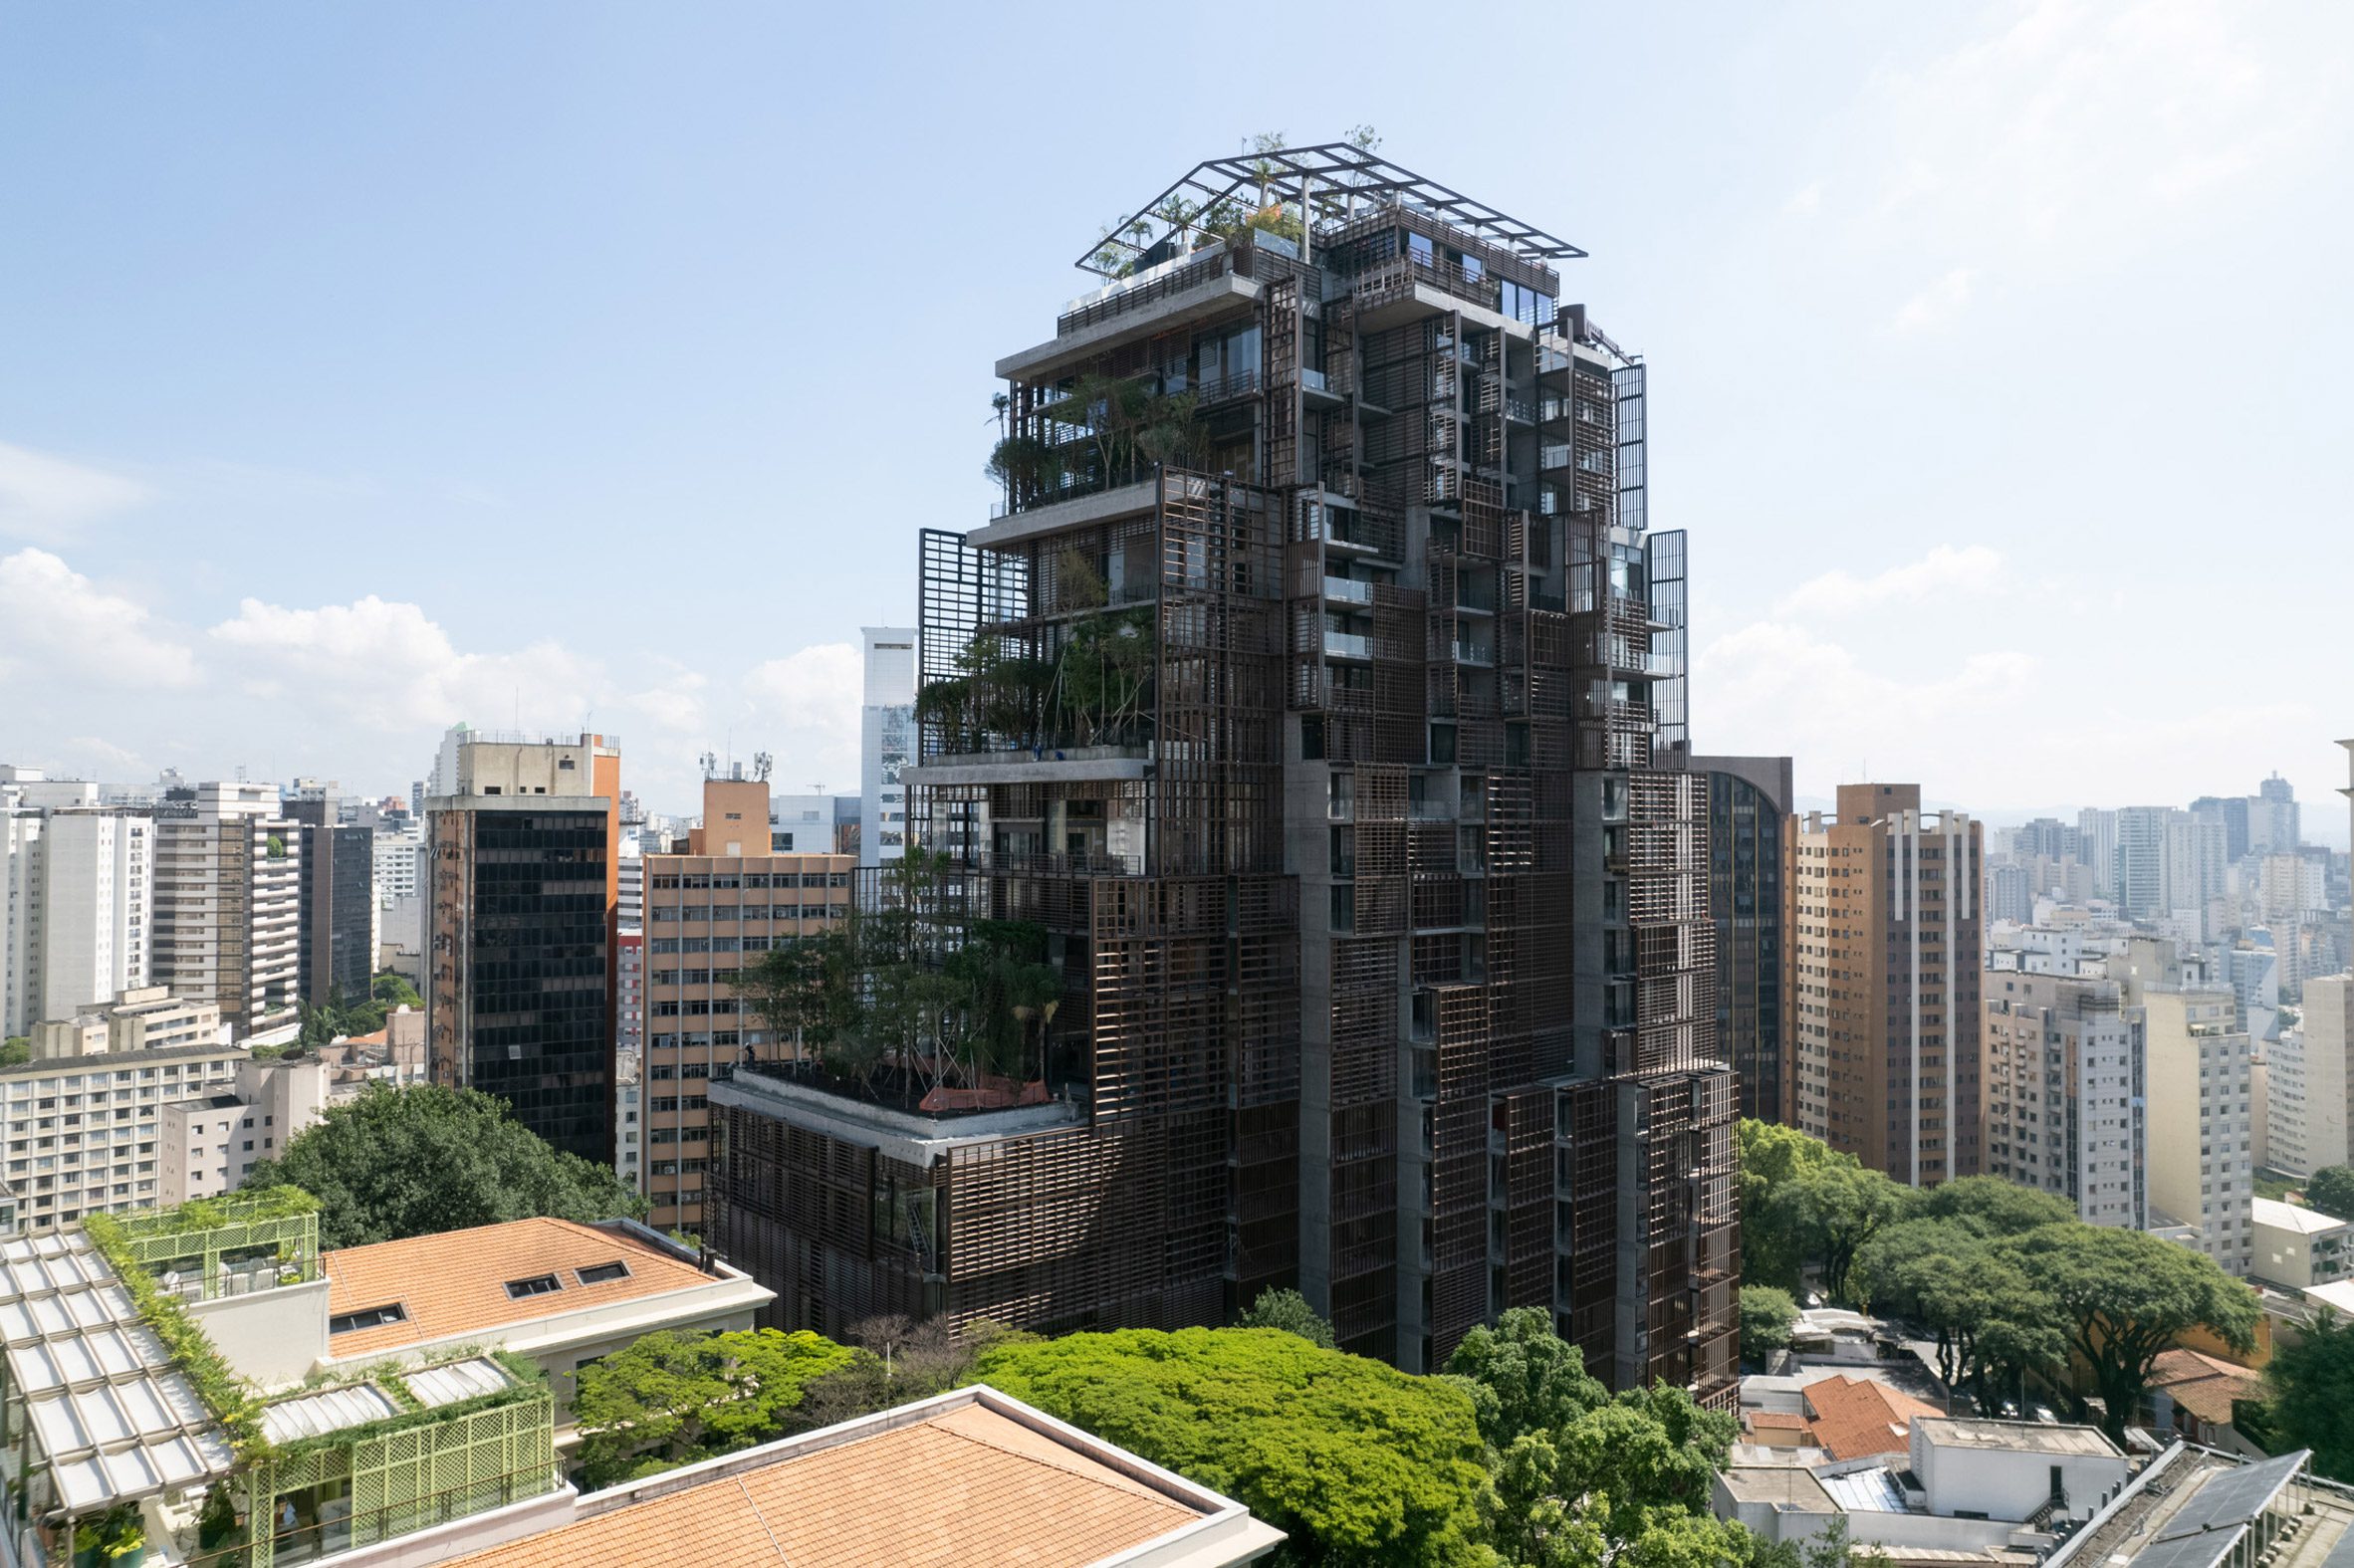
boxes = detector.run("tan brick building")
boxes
[1785,783,1983,1185]
[641,777,850,1232]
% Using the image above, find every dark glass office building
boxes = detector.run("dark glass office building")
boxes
[424,798,612,1163]
[1692,757,1790,1124]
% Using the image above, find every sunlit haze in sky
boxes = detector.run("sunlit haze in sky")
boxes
[3,2,2348,839]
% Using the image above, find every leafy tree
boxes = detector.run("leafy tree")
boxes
[1445,1308,1608,1448]
[974,1326,1492,1566]
[2265,1305,2354,1479]
[2001,1222,2258,1442]
[1237,1287,1336,1348]
[1768,1161,1915,1306]
[370,972,422,1009]
[2305,1167,2354,1222]
[575,1328,854,1487]
[1755,1516,1894,1568]
[1741,1285,1799,1365]
[1911,1174,2075,1236]
[1737,1119,1857,1292]
[1447,1310,1752,1565]
[789,1314,1035,1433]
[241,1083,647,1247]
[0,1036,30,1068]
[1866,1228,2060,1408]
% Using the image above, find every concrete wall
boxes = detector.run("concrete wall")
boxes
[1911,1433,2128,1525]
[193,1277,332,1390]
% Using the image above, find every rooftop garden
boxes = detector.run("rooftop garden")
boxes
[738,850,1065,1111]
[916,553,1155,757]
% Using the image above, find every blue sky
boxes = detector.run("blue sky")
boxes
[3,1,2349,838]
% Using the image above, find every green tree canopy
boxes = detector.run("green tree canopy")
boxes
[1741,1286,1800,1365]
[973,1326,1492,1566]
[1444,1307,1608,1449]
[2265,1305,2354,1480]
[1767,1160,1916,1306]
[1237,1287,1337,1348]
[575,1328,855,1488]
[1910,1174,2076,1236]
[241,1083,647,1247]
[1738,1119,1859,1292]
[2305,1168,2354,1222]
[0,1037,29,1068]
[2001,1222,2259,1442]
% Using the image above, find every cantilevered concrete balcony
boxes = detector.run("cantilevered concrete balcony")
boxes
[904,743,1151,789]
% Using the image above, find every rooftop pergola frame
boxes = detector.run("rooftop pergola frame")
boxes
[1078,142,1588,278]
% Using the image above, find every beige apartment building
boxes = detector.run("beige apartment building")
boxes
[0,1042,245,1229]
[152,782,303,1042]
[1981,970,2145,1228]
[29,985,222,1057]
[156,1052,330,1203]
[640,776,850,1233]
[2142,986,2254,1275]
[1785,783,1984,1185]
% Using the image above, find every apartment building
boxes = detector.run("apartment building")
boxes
[639,775,850,1233]
[424,732,621,1165]
[861,625,916,867]
[0,803,154,1039]
[2269,973,2353,1177]
[283,791,374,1007]
[2142,987,2254,1275]
[1693,756,1790,1122]
[0,1041,246,1229]
[29,987,221,1057]
[155,1053,329,1203]
[1785,784,1985,1185]
[1981,970,2145,1228]
[707,145,1736,1399]
[151,782,303,1043]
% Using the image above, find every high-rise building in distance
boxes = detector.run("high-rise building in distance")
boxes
[283,790,374,1008]
[860,626,916,867]
[1785,783,1984,1184]
[1693,756,1789,1123]
[152,783,302,1043]
[423,733,620,1163]
[1981,969,2145,1228]
[709,145,1736,1400]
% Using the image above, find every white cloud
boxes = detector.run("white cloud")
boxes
[0,549,197,688]
[1782,180,1824,217]
[1694,619,2039,789]
[1821,0,2333,282]
[742,643,862,793]
[0,443,152,544]
[1890,267,1973,334]
[1774,544,2003,617]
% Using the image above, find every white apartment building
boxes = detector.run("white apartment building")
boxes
[153,783,303,1043]
[156,1054,330,1204]
[0,1042,246,1230]
[1,802,154,1039]
[2143,988,2254,1275]
[1982,970,2146,1229]
[2271,975,2354,1179]
[2250,1195,2352,1290]
[859,624,915,867]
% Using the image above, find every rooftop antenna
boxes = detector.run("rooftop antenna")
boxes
[753,752,773,784]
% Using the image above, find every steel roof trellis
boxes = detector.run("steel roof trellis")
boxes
[1077,143,1587,277]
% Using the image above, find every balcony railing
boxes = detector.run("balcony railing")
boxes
[1057,244,1237,337]
[1323,629,1372,661]
[1323,576,1373,606]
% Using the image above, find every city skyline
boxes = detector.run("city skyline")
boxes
[5,1,2349,823]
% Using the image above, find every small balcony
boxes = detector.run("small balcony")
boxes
[1323,628,1372,662]
[1323,576,1374,606]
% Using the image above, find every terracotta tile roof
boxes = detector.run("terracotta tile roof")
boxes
[2149,1347,2263,1427]
[1800,1375,1944,1459]
[322,1218,715,1356]
[446,1401,1206,1567]
[1747,1411,1811,1431]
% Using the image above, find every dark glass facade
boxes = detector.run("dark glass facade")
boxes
[426,805,612,1163]
[1697,760,1789,1124]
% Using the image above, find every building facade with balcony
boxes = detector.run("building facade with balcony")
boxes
[152,784,304,1045]
[708,146,1736,1400]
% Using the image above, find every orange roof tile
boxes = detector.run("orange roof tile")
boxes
[2149,1348,2263,1427]
[1800,1375,1944,1460]
[1747,1411,1811,1430]
[446,1400,1206,1567]
[322,1218,715,1356]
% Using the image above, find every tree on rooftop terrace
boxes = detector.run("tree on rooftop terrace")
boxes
[240,1082,646,1247]
[739,850,1059,1098]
